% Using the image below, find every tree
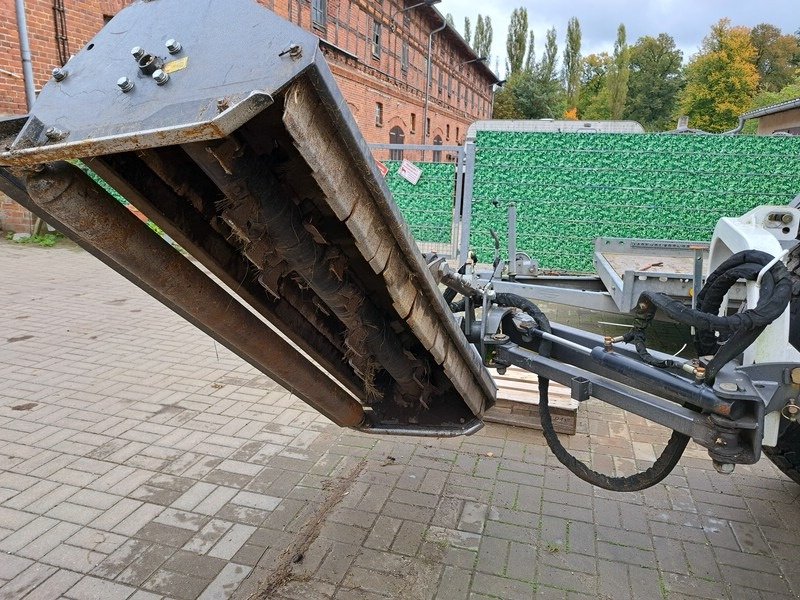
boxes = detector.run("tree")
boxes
[563,17,583,110]
[493,27,565,120]
[578,53,612,119]
[445,13,455,29]
[679,19,759,132]
[750,23,800,91]
[624,34,684,131]
[524,30,536,73]
[539,27,559,83]
[742,75,800,132]
[464,17,472,46]
[473,15,493,58]
[606,24,630,119]
[506,8,529,75]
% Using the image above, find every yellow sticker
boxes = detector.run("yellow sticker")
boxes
[163,57,189,74]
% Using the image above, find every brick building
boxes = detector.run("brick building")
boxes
[0,0,498,232]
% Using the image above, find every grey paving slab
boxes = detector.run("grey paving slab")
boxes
[0,240,799,600]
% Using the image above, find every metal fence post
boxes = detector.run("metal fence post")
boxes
[459,142,476,264]
[452,146,465,258]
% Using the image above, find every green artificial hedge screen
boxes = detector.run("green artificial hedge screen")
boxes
[468,132,800,272]
[384,160,456,246]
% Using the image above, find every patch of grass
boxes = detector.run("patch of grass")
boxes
[7,232,63,247]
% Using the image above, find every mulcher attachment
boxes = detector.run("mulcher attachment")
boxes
[0,0,495,432]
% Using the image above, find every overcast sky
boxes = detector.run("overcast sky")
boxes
[437,0,798,78]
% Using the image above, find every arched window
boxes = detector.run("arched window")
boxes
[389,126,405,160]
[432,135,443,163]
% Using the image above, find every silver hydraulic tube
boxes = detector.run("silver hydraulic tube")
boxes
[14,0,36,110]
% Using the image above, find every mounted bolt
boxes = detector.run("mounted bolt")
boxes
[782,399,799,422]
[117,77,135,92]
[44,127,67,142]
[165,39,182,54]
[279,43,302,59]
[152,69,170,85]
[712,460,735,475]
[52,67,68,82]
[131,46,145,60]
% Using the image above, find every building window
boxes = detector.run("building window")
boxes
[446,124,450,140]
[389,126,405,160]
[426,117,431,135]
[437,68,443,94]
[401,41,410,72]
[312,0,326,28]
[410,113,416,134]
[448,74,452,98]
[375,102,383,127]
[432,135,442,163]
[456,126,460,143]
[372,20,381,58]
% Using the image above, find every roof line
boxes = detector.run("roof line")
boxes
[740,97,800,120]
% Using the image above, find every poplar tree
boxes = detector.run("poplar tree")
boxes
[563,17,583,110]
[506,8,529,75]
[606,24,630,119]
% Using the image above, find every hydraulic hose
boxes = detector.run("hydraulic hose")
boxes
[493,293,689,492]
[635,250,792,381]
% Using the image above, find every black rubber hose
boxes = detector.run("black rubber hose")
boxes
[443,262,468,305]
[494,293,689,491]
[636,250,791,381]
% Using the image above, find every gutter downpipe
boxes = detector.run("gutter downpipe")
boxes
[15,0,36,110]
[422,17,447,160]
[723,116,747,135]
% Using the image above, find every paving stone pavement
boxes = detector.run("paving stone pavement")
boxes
[0,240,798,600]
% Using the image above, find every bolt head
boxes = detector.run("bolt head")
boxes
[165,39,182,54]
[52,67,68,82]
[712,461,735,475]
[152,69,169,85]
[117,77,134,92]
[130,46,145,60]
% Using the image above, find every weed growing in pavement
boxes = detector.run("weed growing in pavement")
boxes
[6,232,63,247]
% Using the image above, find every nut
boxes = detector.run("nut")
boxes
[52,67,68,82]
[130,46,145,60]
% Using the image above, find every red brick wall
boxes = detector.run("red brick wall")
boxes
[0,0,495,231]
[1,0,130,231]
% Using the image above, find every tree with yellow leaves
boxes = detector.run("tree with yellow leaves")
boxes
[678,19,760,132]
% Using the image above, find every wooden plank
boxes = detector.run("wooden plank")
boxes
[486,368,579,434]
[484,405,576,435]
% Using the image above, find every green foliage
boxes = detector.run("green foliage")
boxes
[445,13,455,29]
[607,24,631,119]
[578,53,612,119]
[679,19,759,132]
[7,232,63,247]
[469,131,800,272]
[464,17,471,46]
[506,8,529,75]
[742,75,800,133]
[624,34,684,131]
[563,17,583,110]
[384,161,456,245]
[473,15,493,59]
[750,23,800,92]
